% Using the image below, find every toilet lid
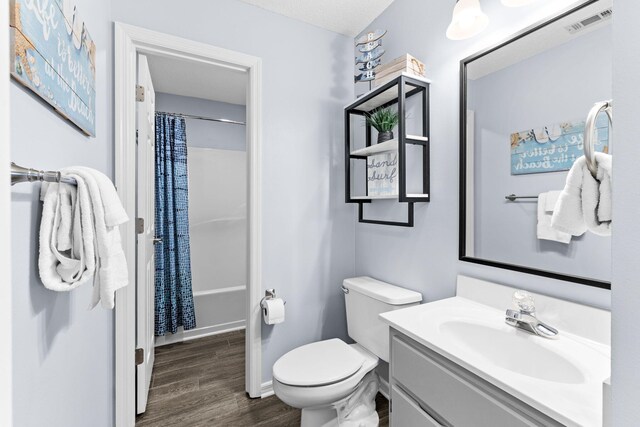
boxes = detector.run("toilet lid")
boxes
[273,339,365,387]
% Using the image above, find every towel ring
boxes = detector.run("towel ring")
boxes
[584,100,612,178]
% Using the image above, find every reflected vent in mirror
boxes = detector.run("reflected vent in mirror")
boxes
[565,8,612,35]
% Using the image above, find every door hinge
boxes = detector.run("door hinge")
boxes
[136,217,145,234]
[135,129,139,145]
[135,348,144,366]
[136,85,145,102]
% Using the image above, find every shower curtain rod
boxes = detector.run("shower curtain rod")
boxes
[157,111,246,126]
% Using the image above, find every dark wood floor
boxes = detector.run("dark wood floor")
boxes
[136,330,389,426]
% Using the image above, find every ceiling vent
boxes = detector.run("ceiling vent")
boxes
[565,8,612,35]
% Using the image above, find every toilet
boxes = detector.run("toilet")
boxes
[272,276,422,426]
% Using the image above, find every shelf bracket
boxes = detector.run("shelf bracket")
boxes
[358,202,414,227]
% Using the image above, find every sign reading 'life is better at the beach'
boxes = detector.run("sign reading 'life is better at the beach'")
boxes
[510,115,609,175]
[10,0,96,136]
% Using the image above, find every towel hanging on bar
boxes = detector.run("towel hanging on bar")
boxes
[38,166,129,309]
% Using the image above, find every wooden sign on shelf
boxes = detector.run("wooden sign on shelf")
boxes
[10,0,96,136]
[367,152,398,197]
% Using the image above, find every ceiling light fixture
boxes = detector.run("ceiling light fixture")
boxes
[446,0,490,40]
[501,0,538,7]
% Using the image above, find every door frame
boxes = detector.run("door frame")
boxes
[114,22,263,426]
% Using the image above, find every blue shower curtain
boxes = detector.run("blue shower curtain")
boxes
[154,113,196,336]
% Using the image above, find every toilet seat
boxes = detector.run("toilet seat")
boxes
[273,339,365,387]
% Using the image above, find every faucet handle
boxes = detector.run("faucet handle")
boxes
[513,290,535,314]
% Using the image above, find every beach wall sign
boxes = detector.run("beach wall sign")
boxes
[10,0,96,136]
[510,114,609,175]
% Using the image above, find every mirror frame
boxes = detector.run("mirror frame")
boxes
[458,0,611,290]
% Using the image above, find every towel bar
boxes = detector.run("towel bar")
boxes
[505,194,538,202]
[11,162,77,186]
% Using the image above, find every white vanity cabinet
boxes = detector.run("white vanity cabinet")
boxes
[389,329,563,427]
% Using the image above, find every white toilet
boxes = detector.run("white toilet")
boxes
[272,276,422,426]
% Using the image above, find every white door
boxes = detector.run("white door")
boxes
[136,54,156,414]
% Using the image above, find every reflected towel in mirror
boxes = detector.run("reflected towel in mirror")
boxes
[538,191,571,244]
[551,153,612,237]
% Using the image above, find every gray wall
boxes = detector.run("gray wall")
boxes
[10,0,114,426]
[112,0,356,383]
[354,0,610,310]
[611,0,640,424]
[469,26,611,282]
[155,92,246,151]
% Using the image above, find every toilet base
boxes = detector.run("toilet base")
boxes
[300,371,379,427]
[301,407,340,427]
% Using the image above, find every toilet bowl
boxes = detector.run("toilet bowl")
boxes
[273,340,378,413]
[272,277,422,426]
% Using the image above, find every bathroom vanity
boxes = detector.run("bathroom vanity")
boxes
[381,276,611,427]
[388,329,561,426]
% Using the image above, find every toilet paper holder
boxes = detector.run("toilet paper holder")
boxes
[260,288,286,309]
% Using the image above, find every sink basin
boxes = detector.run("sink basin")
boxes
[439,319,585,384]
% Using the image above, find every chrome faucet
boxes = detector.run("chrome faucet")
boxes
[505,291,559,339]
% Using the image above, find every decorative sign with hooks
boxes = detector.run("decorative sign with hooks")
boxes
[510,115,610,175]
[10,0,96,136]
[355,29,386,85]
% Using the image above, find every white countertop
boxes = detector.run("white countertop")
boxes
[380,296,611,427]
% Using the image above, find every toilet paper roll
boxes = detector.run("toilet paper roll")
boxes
[263,298,285,325]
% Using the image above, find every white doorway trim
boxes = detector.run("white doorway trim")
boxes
[0,1,13,425]
[114,23,263,427]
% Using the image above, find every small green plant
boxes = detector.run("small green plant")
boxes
[366,107,399,143]
[365,107,399,133]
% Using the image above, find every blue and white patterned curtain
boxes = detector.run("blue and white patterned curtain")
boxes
[154,113,196,336]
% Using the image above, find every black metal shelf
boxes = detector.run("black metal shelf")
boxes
[345,73,431,227]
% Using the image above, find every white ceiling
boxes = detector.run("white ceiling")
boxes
[145,1,398,102]
[237,0,395,37]
[146,55,247,105]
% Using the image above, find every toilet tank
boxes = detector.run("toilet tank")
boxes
[343,276,422,363]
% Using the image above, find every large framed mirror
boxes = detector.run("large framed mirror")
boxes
[459,0,612,289]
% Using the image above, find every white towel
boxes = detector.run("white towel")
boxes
[544,190,562,213]
[594,153,612,226]
[38,167,129,309]
[537,192,571,244]
[39,182,96,292]
[551,153,612,236]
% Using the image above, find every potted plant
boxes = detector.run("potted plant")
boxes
[366,107,399,143]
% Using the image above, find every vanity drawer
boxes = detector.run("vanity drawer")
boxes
[391,385,441,426]
[391,335,559,427]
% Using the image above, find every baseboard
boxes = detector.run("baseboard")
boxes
[155,320,246,347]
[378,376,390,400]
[260,381,274,398]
